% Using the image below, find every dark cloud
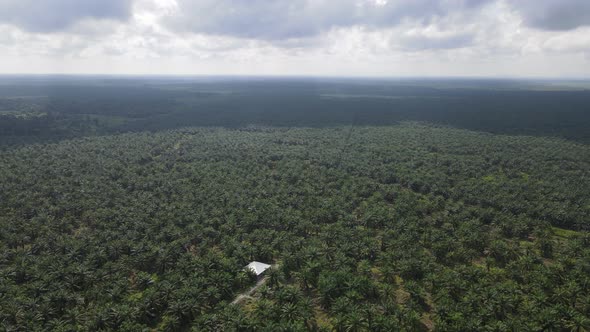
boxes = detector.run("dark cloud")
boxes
[166,0,359,40]
[0,0,133,33]
[167,0,493,40]
[511,0,590,31]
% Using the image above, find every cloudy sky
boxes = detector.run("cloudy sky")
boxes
[0,0,589,77]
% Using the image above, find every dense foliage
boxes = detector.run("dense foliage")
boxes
[2,78,590,147]
[1,122,589,331]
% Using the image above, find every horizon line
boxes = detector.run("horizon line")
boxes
[0,73,590,81]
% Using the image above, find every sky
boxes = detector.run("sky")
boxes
[0,0,589,77]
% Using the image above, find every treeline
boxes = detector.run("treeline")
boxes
[1,81,590,147]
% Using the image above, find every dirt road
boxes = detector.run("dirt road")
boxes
[231,264,278,305]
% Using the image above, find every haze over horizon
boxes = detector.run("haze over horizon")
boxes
[1,0,590,78]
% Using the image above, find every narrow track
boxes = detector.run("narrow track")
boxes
[231,264,279,305]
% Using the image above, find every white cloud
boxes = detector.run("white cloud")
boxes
[0,0,588,77]
[543,28,590,53]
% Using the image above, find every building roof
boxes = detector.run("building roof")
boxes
[246,261,271,276]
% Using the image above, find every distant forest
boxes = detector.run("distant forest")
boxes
[1,78,590,146]
[0,78,589,331]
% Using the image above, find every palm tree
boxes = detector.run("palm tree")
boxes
[280,302,300,323]
[562,309,590,332]
[227,310,253,331]
[340,311,368,332]
[267,268,282,289]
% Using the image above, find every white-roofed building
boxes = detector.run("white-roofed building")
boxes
[245,261,271,277]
